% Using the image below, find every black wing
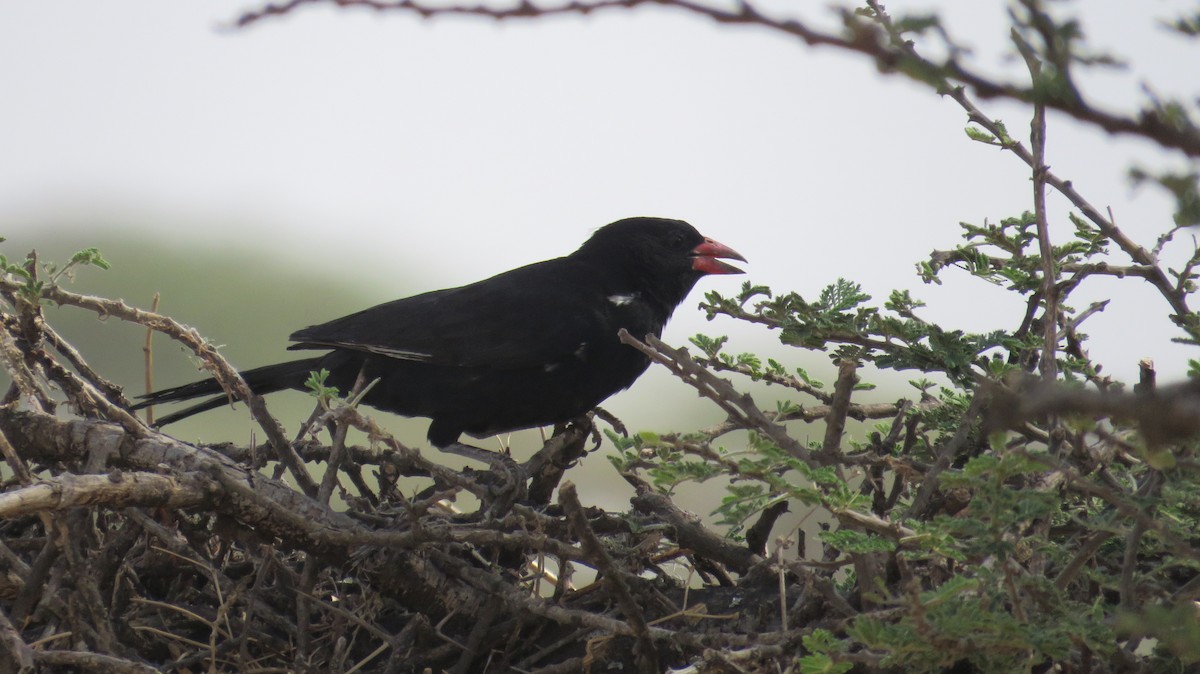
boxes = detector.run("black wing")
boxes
[288,257,618,370]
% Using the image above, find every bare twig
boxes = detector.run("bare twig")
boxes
[35,650,159,674]
[143,292,160,425]
[0,606,34,670]
[561,482,658,672]
[624,473,762,574]
[818,359,859,465]
[905,388,988,519]
[1012,26,1059,386]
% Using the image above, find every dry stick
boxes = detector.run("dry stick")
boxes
[514,627,595,672]
[449,595,502,674]
[624,473,761,575]
[1117,474,1163,656]
[6,278,136,426]
[298,587,394,646]
[293,587,396,673]
[9,538,59,624]
[0,605,34,670]
[34,650,159,674]
[1061,262,1159,281]
[818,359,859,468]
[880,399,912,453]
[1052,530,1116,591]
[328,406,500,504]
[31,318,127,405]
[1136,358,1156,394]
[524,417,593,506]
[1013,26,1062,581]
[1013,28,1061,388]
[904,389,988,520]
[745,501,789,557]
[0,425,35,486]
[25,340,149,433]
[238,545,275,669]
[1120,470,1164,609]
[143,292,160,425]
[1170,572,1200,604]
[0,539,30,594]
[562,482,659,673]
[0,471,213,518]
[300,369,367,671]
[816,361,886,609]
[0,324,52,412]
[428,548,681,645]
[346,642,391,674]
[440,438,528,516]
[317,366,369,505]
[1119,519,1148,614]
[58,515,120,653]
[775,544,789,630]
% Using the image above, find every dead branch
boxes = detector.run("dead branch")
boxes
[0,471,213,518]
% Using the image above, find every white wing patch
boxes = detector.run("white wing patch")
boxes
[346,343,435,362]
[607,293,639,306]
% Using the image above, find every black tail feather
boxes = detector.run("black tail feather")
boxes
[134,358,324,426]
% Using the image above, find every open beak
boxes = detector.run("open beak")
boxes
[691,237,747,275]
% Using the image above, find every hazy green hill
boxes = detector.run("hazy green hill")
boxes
[2,226,437,443]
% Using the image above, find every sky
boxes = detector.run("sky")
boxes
[1,1,1197,425]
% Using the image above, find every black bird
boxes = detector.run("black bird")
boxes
[136,217,745,447]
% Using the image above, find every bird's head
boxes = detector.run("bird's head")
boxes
[576,217,746,308]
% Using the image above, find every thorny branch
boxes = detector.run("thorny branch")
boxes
[234,0,1200,158]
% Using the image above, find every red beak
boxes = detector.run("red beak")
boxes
[691,237,746,275]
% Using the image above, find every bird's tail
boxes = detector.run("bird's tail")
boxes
[134,358,324,426]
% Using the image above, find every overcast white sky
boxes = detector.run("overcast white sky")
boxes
[1,0,1197,388]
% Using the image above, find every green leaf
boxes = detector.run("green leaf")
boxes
[820,529,895,554]
[965,125,998,145]
[68,247,111,271]
[797,653,852,674]
[304,369,340,401]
